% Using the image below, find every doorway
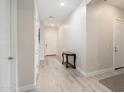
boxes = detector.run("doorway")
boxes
[45,27,58,56]
[113,18,124,70]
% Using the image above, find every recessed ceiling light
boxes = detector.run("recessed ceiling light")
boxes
[60,2,65,6]
[50,24,55,27]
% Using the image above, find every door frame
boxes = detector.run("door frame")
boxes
[44,28,58,56]
[113,17,124,70]
[10,0,18,91]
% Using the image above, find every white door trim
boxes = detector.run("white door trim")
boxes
[10,0,18,91]
[44,28,58,56]
[113,17,124,70]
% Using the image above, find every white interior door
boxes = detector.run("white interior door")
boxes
[45,28,58,55]
[0,0,15,91]
[114,18,124,69]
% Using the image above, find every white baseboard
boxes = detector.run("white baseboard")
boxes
[77,67,87,77]
[77,67,113,77]
[17,84,35,92]
[87,67,113,77]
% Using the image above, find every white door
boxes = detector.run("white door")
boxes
[114,19,124,69]
[0,0,15,91]
[45,28,58,55]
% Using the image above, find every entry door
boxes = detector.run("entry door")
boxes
[0,0,14,91]
[114,19,124,69]
[45,29,58,55]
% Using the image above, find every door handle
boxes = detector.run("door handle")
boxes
[115,47,118,52]
[8,57,14,60]
[45,44,47,48]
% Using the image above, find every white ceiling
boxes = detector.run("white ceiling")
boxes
[106,0,124,10]
[37,0,83,27]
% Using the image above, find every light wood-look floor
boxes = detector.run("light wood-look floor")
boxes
[35,56,124,92]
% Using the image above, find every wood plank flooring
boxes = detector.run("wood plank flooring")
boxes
[35,56,124,92]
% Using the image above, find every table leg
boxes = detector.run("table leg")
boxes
[73,55,76,69]
[66,55,69,68]
[62,53,64,64]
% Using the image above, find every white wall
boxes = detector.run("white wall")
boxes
[58,0,87,73]
[34,0,40,86]
[86,0,124,73]
[17,0,35,91]
[40,24,45,60]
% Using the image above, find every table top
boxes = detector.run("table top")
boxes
[63,51,76,55]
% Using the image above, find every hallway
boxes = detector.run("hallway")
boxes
[35,56,123,92]
[34,0,124,92]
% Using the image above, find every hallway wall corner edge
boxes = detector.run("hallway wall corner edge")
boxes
[77,67,114,77]
[77,67,88,77]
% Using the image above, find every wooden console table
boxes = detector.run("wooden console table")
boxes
[62,51,76,69]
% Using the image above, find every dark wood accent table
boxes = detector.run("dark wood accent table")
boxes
[62,51,76,69]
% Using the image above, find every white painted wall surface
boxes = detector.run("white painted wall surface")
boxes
[87,0,124,73]
[58,0,87,73]
[17,0,35,91]
[40,25,45,60]
[34,0,40,86]
[34,29,40,86]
